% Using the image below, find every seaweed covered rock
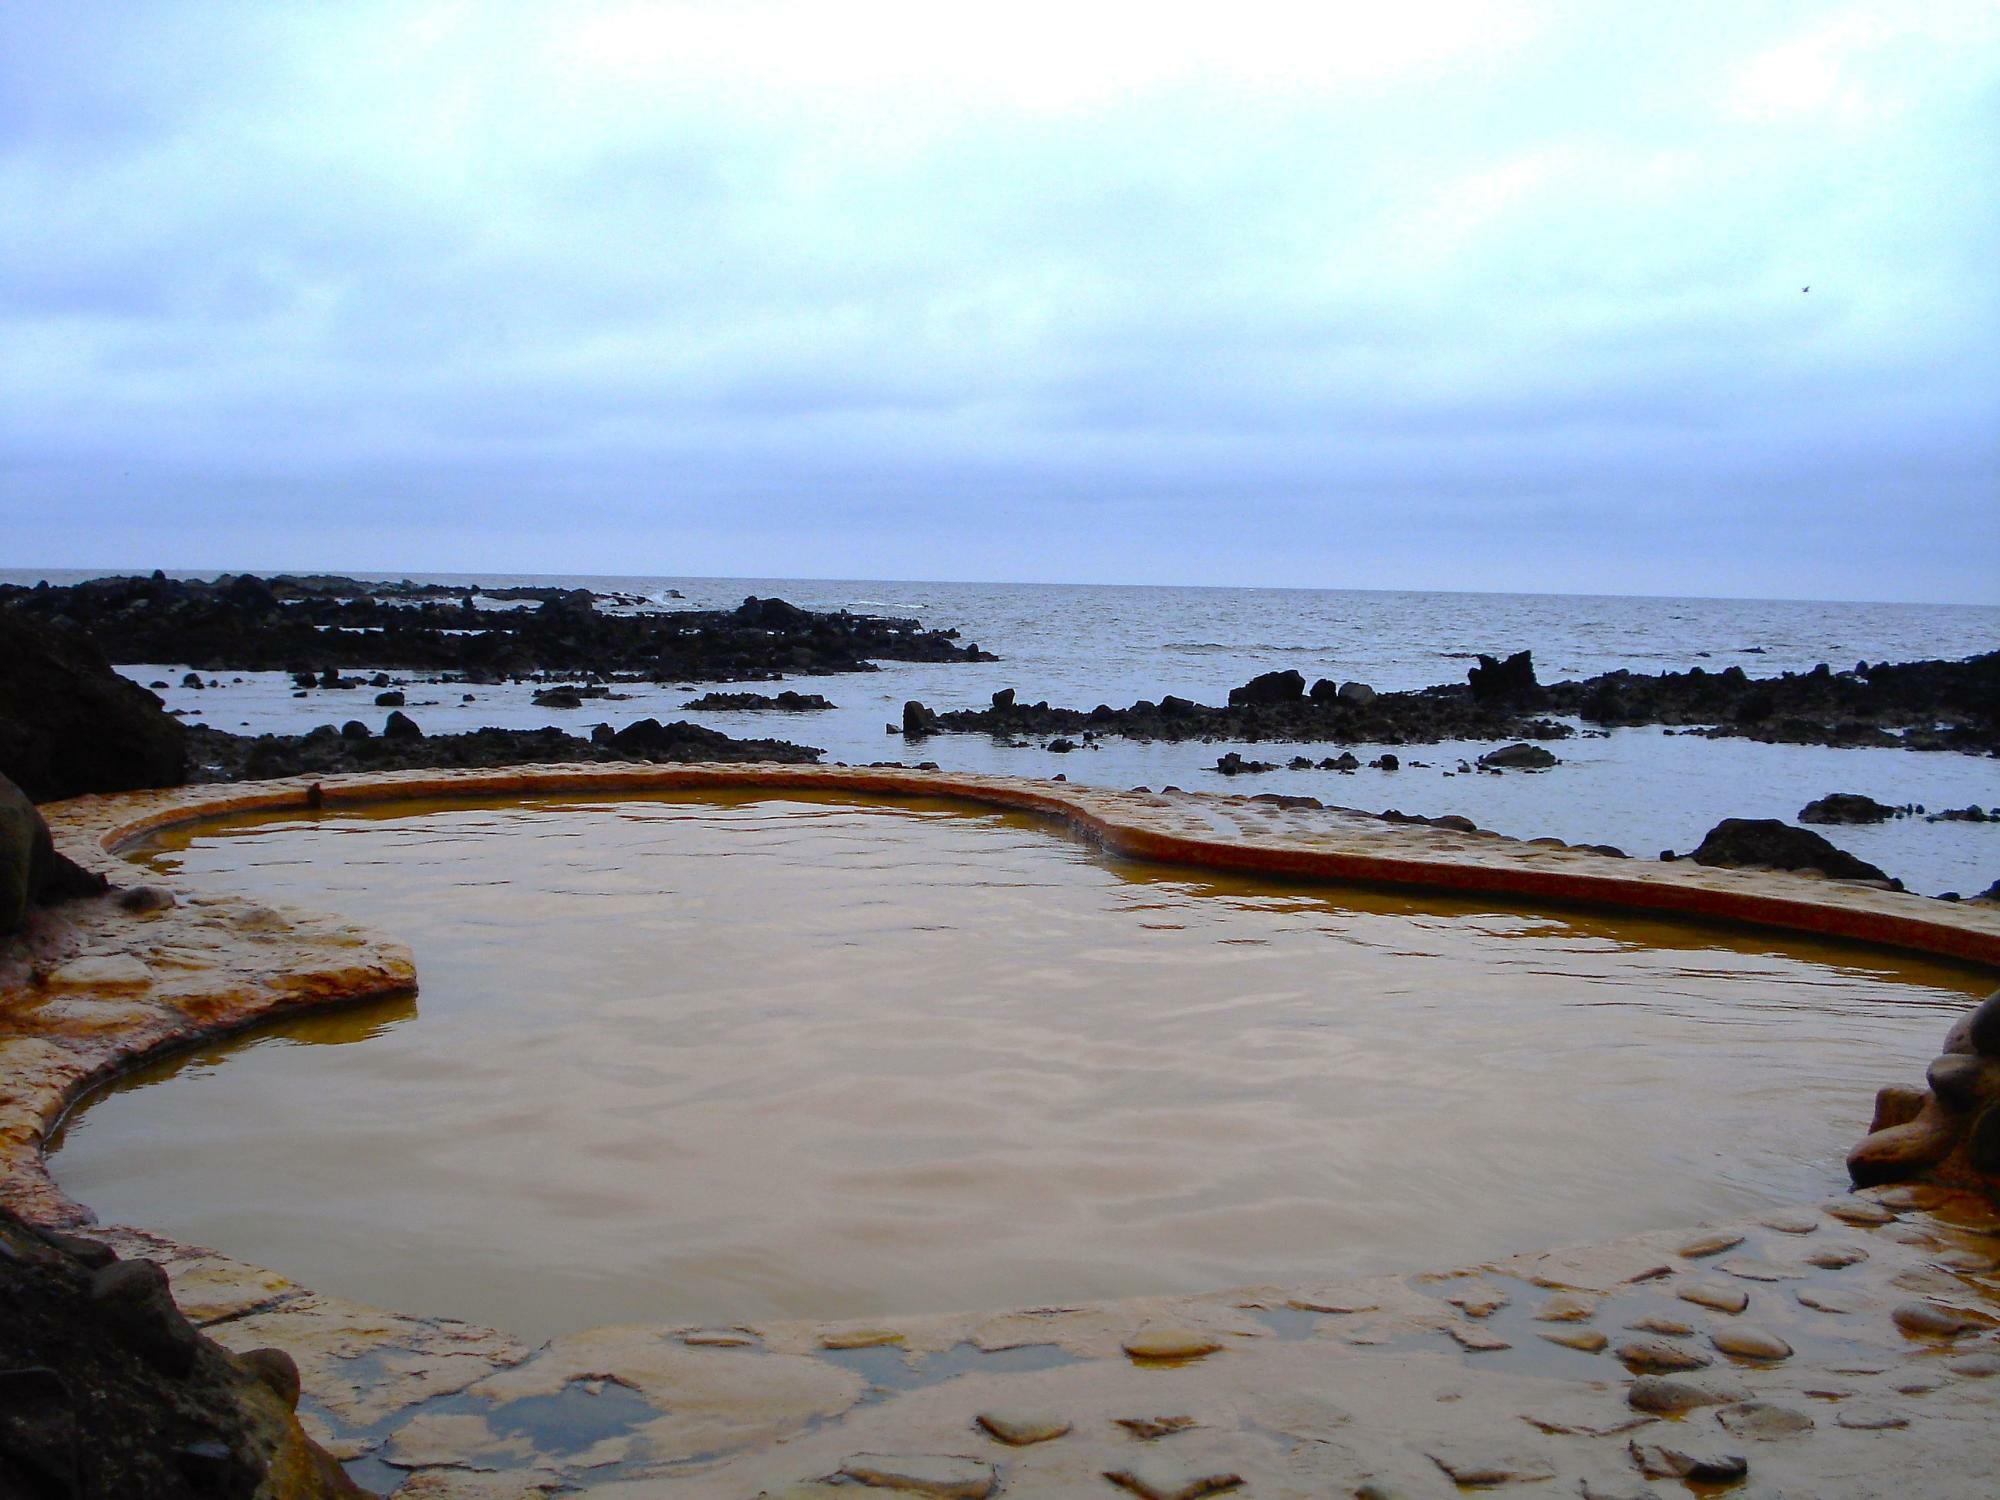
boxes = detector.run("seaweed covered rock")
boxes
[1688,818,1898,887]
[0,1209,360,1497]
[0,609,187,802]
[1850,990,2000,1188]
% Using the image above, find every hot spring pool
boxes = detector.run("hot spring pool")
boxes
[51,790,1983,1343]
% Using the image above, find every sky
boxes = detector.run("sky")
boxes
[2,2,1996,602]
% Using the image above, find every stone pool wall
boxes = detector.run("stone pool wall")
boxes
[4,762,1999,1498]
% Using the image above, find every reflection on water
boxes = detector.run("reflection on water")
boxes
[52,791,1984,1343]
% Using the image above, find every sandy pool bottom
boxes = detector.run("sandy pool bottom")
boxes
[50,790,1984,1344]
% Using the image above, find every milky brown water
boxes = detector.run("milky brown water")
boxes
[53,791,1985,1344]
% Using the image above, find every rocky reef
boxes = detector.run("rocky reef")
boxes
[1850,990,2000,1191]
[183,717,821,783]
[901,647,1999,753]
[0,574,995,681]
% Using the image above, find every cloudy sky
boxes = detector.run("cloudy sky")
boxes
[3,2,1995,601]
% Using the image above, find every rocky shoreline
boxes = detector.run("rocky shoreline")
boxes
[0,574,995,681]
[901,647,2000,754]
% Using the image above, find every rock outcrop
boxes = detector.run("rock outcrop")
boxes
[0,610,187,802]
[0,1209,361,1497]
[1,774,107,934]
[1849,989,2000,1189]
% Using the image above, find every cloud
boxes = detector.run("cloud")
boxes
[0,1,1995,601]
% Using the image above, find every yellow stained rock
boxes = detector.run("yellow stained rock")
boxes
[1122,1325,1224,1363]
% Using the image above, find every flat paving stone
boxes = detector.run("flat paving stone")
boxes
[1121,1326,1224,1363]
[1677,1232,1745,1259]
[1534,1291,1600,1322]
[838,1454,996,1497]
[1718,1402,1814,1439]
[1760,1210,1821,1235]
[1893,1302,1994,1337]
[1678,1282,1749,1314]
[1426,1443,1556,1486]
[1626,1375,1748,1414]
[1616,1338,1712,1373]
[1629,1438,1748,1482]
[1102,1455,1243,1500]
[1711,1325,1793,1361]
[1835,1404,1911,1431]
[1626,1316,1695,1337]
[821,1328,906,1350]
[1540,1328,1609,1352]
[974,1410,1071,1446]
[1114,1416,1197,1440]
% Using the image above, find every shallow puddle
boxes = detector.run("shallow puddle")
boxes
[51,790,1985,1342]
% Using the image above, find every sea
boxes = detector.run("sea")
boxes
[9,569,1998,897]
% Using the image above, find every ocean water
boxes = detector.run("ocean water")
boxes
[8,570,1998,894]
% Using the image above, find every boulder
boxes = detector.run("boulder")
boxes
[0,611,187,802]
[2,773,108,934]
[1689,818,1897,886]
[382,711,424,741]
[901,700,939,737]
[1798,792,1899,824]
[1227,669,1306,706]
[1336,680,1377,706]
[1479,742,1559,770]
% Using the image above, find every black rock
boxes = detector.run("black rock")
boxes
[383,711,424,741]
[902,700,939,737]
[374,690,406,707]
[1227,669,1306,706]
[1467,650,1540,705]
[1799,792,1899,824]
[0,611,187,801]
[1689,818,1899,887]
